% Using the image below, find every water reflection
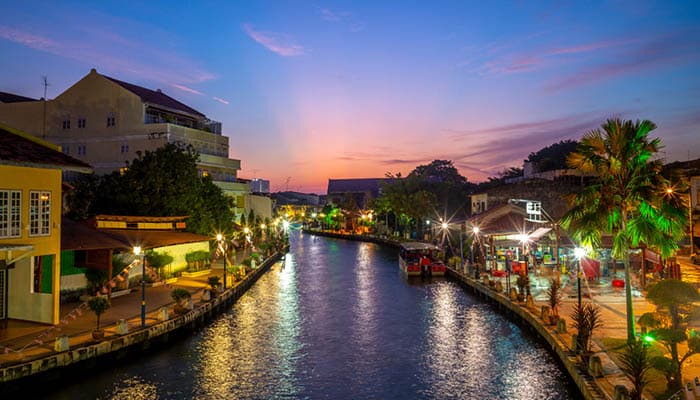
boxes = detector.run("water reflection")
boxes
[42,232,577,400]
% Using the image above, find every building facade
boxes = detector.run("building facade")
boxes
[0,123,92,324]
[0,69,249,199]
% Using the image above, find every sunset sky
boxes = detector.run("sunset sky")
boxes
[1,1,699,193]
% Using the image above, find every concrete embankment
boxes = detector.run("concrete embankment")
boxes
[0,252,284,389]
[303,229,605,400]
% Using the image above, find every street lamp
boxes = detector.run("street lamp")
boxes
[133,246,146,329]
[574,247,587,307]
[216,234,227,290]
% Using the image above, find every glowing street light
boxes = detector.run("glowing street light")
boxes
[133,245,146,328]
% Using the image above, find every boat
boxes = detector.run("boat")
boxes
[398,242,446,277]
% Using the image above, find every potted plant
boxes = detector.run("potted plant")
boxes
[207,276,221,298]
[88,296,111,340]
[171,288,192,314]
[547,278,563,324]
[516,274,529,302]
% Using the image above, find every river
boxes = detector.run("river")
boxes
[45,231,579,399]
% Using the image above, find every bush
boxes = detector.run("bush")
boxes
[547,278,563,317]
[571,302,602,355]
[208,276,220,289]
[171,288,191,304]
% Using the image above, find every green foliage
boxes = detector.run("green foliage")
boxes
[571,303,603,354]
[87,296,111,330]
[146,251,174,268]
[546,278,562,316]
[170,288,191,303]
[207,276,220,289]
[84,268,107,295]
[644,279,700,389]
[71,143,235,235]
[617,339,653,400]
[525,139,579,172]
[561,118,688,342]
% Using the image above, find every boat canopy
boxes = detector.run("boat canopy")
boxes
[399,242,441,251]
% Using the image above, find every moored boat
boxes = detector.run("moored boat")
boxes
[398,242,445,277]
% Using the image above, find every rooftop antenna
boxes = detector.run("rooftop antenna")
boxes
[285,176,291,191]
[42,76,50,99]
[252,169,259,179]
[41,75,50,138]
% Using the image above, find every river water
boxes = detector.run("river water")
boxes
[46,231,579,399]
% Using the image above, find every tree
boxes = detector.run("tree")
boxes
[87,296,111,332]
[642,279,700,389]
[77,143,235,236]
[525,139,579,172]
[407,160,474,220]
[561,118,688,343]
[617,339,653,400]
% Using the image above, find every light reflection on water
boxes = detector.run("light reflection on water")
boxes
[43,232,578,400]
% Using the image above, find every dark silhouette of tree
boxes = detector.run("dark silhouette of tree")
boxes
[525,140,579,172]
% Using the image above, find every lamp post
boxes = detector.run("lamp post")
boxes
[216,234,227,290]
[134,246,146,329]
[574,247,586,307]
[243,227,250,257]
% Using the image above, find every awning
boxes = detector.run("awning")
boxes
[528,227,552,241]
[0,244,34,269]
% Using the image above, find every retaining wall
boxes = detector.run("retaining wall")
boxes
[0,251,284,388]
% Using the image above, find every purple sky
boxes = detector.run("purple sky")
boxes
[1,1,699,193]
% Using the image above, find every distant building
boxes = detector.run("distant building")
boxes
[0,69,248,200]
[272,191,321,206]
[0,123,92,324]
[326,178,394,209]
[250,178,270,194]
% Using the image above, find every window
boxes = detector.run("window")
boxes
[78,118,86,128]
[62,119,70,129]
[32,255,53,294]
[77,144,86,156]
[0,190,21,238]
[120,144,129,153]
[107,116,115,127]
[63,145,70,155]
[29,191,51,236]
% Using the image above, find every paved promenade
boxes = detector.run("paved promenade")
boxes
[453,255,700,400]
[0,266,233,368]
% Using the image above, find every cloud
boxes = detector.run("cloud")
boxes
[169,83,204,95]
[0,25,57,52]
[242,24,304,56]
[0,23,215,96]
[212,96,230,105]
[319,8,351,22]
[545,31,700,92]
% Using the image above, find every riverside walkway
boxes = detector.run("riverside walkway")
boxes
[306,229,700,400]
[0,251,283,387]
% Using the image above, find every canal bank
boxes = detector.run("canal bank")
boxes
[0,250,285,392]
[303,229,612,400]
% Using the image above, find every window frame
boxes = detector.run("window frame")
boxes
[29,190,51,237]
[0,190,21,238]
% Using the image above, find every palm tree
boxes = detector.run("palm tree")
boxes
[561,118,687,343]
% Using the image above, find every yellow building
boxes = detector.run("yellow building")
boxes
[0,69,248,200]
[0,123,92,324]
